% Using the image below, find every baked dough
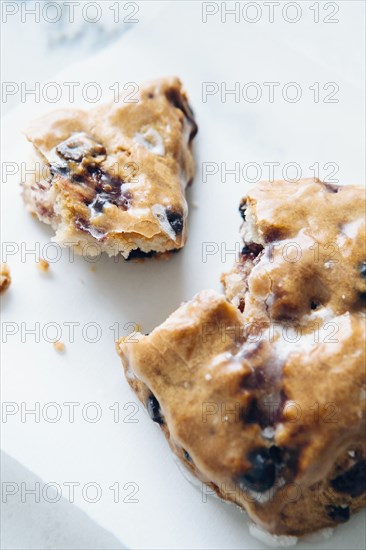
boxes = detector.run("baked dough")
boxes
[22,77,197,258]
[118,178,366,535]
[222,178,365,321]
[0,263,11,293]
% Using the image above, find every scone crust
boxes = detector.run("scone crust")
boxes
[0,263,11,294]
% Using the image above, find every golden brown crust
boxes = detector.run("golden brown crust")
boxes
[118,179,366,536]
[223,178,365,322]
[22,77,197,258]
[0,263,11,294]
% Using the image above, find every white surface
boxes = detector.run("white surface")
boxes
[1,2,365,549]
[1,0,160,114]
[1,451,125,550]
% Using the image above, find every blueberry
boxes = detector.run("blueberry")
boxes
[166,209,184,235]
[183,449,192,462]
[126,249,155,261]
[238,448,276,492]
[268,445,283,465]
[326,505,350,523]
[147,394,164,425]
[241,243,263,258]
[242,398,262,426]
[239,202,247,220]
[331,460,366,497]
[88,194,107,214]
[323,182,339,193]
[360,263,366,278]
[50,163,69,178]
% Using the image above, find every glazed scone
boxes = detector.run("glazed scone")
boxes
[117,179,366,536]
[22,77,197,258]
[222,178,366,320]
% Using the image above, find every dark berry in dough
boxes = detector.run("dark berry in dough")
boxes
[241,243,264,259]
[166,209,184,235]
[322,182,339,193]
[331,460,366,497]
[126,249,155,261]
[147,394,164,425]
[326,505,350,523]
[239,202,247,220]
[183,449,192,462]
[238,448,276,492]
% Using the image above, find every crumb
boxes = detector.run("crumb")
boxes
[90,266,97,273]
[191,200,199,209]
[37,259,49,272]
[0,263,11,294]
[53,341,65,353]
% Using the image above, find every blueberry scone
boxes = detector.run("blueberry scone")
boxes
[22,77,197,258]
[117,178,366,536]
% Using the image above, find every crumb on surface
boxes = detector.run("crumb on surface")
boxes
[37,259,49,272]
[53,341,65,353]
[0,263,11,294]
[191,200,199,209]
[90,266,97,272]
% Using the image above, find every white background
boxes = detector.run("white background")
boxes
[1,1,365,549]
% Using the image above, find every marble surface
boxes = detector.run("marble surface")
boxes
[1,0,161,114]
[2,2,160,549]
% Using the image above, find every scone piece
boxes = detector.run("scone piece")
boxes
[22,77,197,258]
[222,178,366,319]
[117,179,366,536]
